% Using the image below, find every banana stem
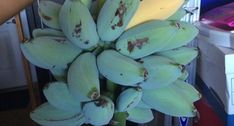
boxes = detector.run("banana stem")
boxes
[106,80,126,126]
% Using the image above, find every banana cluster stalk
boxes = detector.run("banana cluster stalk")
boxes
[21,0,201,125]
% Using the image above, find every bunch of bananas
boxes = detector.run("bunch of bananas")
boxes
[21,0,201,125]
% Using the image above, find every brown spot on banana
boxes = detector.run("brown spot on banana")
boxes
[127,37,149,53]
[111,0,127,30]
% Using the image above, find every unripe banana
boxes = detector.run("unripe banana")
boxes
[167,8,187,20]
[126,0,184,29]
[127,107,154,124]
[39,0,61,29]
[157,46,198,65]
[49,67,67,81]
[136,100,151,109]
[59,0,99,49]
[20,36,82,69]
[43,82,81,112]
[139,55,182,89]
[30,102,85,126]
[142,86,197,117]
[97,0,140,41]
[172,80,201,102]
[67,53,100,102]
[116,20,181,59]
[97,50,146,86]
[160,21,199,51]
[83,96,114,125]
[178,69,189,81]
[32,28,65,38]
[116,88,142,112]
[80,0,92,8]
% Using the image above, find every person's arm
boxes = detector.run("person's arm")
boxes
[0,0,33,25]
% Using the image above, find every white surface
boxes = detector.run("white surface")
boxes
[0,17,27,89]
[197,35,234,114]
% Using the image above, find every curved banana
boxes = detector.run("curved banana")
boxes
[67,53,100,102]
[116,20,180,59]
[20,36,82,69]
[116,88,142,112]
[157,46,198,65]
[142,86,197,117]
[30,102,85,126]
[127,0,184,29]
[32,28,64,38]
[97,50,145,86]
[139,55,182,89]
[83,96,114,125]
[127,107,154,124]
[172,80,201,102]
[116,20,198,59]
[167,8,187,20]
[59,0,99,49]
[136,100,151,109]
[43,82,81,112]
[97,0,140,41]
[39,0,61,29]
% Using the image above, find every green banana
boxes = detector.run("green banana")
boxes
[172,80,201,102]
[142,86,197,117]
[39,0,61,29]
[178,69,189,81]
[43,82,81,112]
[49,67,67,81]
[80,0,92,8]
[139,55,182,89]
[20,36,82,69]
[136,100,151,109]
[97,0,140,41]
[67,52,100,102]
[83,96,114,125]
[97,50,146,86]
[59,0,99,49]
[160,21,199,51]
[32,28,64,38]
[116,20,198,59]
[116,20,180,59]
[30,102,85,126]
[157,46,198,65]
[167,8,187,20]
[127,107,154,124]
[116,88,142,112]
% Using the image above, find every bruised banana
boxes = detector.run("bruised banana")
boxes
[83,96,114,125]
[43,82,81,112]
[59,0,99,49]
[116,20,198,59]
[139,55,182,89]
[116,88,142,112]
[38,0,61,29]
[32,28,65,38]
[157,46,198,65]
[97,50,146,86]
[142,86,197,117]
[97,0,140,41]
[20,36,82,69]
[30,102,85,126]
[68,53,100,102]
[116,20,180,59]
[127,107,154,124]
[172,80,201,102]
[127,0,184,29]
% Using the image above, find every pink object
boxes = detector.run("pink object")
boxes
[201,2,234,30]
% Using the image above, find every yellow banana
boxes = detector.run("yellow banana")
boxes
[127,0,184,29]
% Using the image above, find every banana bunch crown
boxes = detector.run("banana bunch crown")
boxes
[22,0,201,125]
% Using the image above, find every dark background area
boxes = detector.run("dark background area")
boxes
[201,0,233,14]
